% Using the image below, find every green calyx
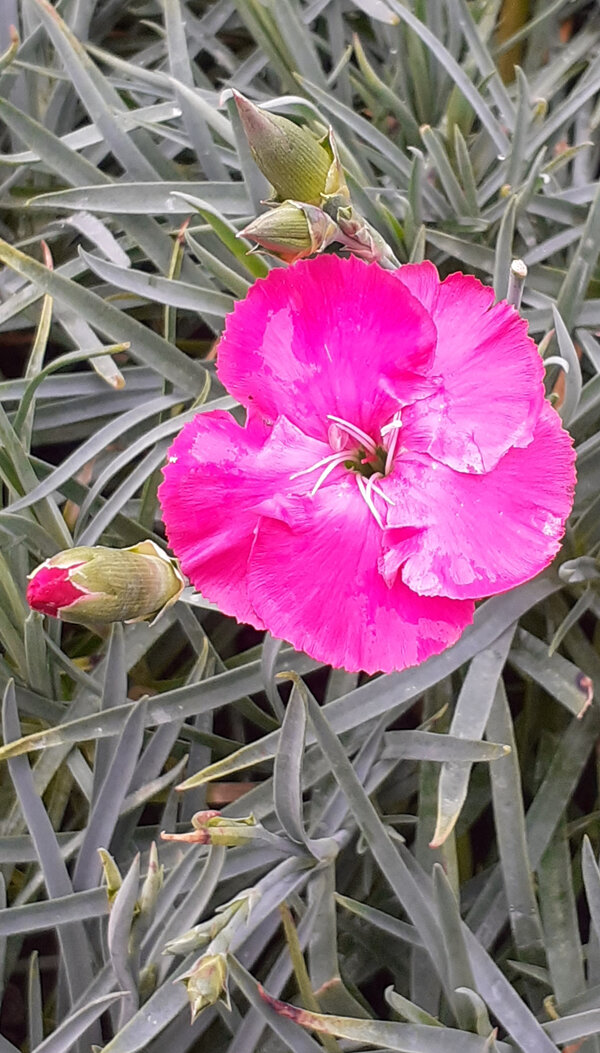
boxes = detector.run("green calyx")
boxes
[233,91,333,205]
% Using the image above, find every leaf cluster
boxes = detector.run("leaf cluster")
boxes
[1,2,600,1052]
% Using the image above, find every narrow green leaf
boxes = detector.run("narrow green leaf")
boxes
[432,626,514,847]
[382,731,509,764]
[557,178,600,330]
[485,682,544,960]
[31,0,162,182]
[336,893,423,948]
[162,0,227,181]
[420,125,469,217]
[386,0,509,152]
[509,627,590,718]
[27,952,43,1051]
[79,247,234,319]
[432,865,477,1031]
[8,393,186,515]
[107,855,141,1028]
[551,305,583,424]
[30,995,125,1053]
[0,889,107,935]
[229,955,323,1053]
[274,686,310,846]
[582,836,600,943]
[2,682,96,1009]
[0,239,208,392]
[349,0,400,21]
[538,815,585,1004]
[493,197,517,301]
[385,987,442,1027]
[28,181,250,215]
[72,700,147,891]
[169,193,269,278]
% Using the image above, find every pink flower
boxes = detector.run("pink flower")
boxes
[159,256,575,674]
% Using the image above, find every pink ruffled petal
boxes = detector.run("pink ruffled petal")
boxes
[384,402,575,599]
[158,411,330,628]
[396,263,545,473]
[247,478,474,674]
[217,254,437,441]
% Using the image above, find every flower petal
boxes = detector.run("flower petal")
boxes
[384,402,575,599]
[159,411,330,628]
[396,262,545,473]
[217,254,437,441]
[247,477,474,674]
[27,564,85,617]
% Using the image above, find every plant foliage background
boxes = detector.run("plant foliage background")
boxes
[1,0,600,1050]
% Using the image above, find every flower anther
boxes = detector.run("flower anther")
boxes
[290,410,401,518]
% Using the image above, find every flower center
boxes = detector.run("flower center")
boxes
[290,411,402,527]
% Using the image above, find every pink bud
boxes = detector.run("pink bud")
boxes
[26,563,86,617]
[26,542,185,625]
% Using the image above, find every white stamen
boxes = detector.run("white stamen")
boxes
[357,475,384,529]
[309,454,349,496]
[365,472,394,510]
[289,451,348,481]
[383,412,403,475]
[328,422,349,452]
[290,412,398,521]
[326,414,377,455]
[380,417,403,437]
[370,480,395,506]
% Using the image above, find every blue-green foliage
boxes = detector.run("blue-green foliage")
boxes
[0,1,600,1050]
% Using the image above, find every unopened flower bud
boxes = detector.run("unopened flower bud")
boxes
[138,964,158,1002]
[164,919,221,957]
[98,848,123,908]
[26,540,185,625]
[164,888,260,956]
[160,811,257,848]
[233,91,332,205]
[533,97,548,122]
[335,205,396,264]
[181,953,229,1021]
[240,201,338,263]
[138,842,163,921]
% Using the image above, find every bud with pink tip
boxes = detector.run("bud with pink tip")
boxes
[26,540,184,625]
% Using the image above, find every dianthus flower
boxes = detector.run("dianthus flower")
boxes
[159,255,575,674]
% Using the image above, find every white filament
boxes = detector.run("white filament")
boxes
[357,475,384,529]
[289,410,401,526]
[308,453,351,496]
[382,411,402,475]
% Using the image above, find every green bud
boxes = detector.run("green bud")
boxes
[138,963,158,1003]
[161,811,258,848]
[164,922,218,957]
[181,953,229,1021]
[27,540,185,625]
[164,888,260,956]
[240,201,338,262]
[533,97,548,122]
[98,848,123,908]
[138,842,163,922]
[233,90,332,204]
